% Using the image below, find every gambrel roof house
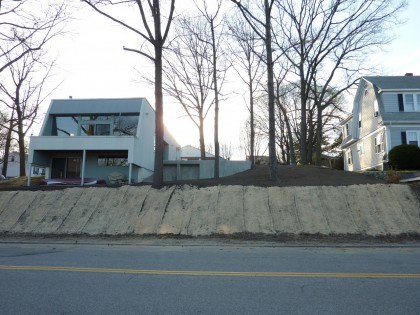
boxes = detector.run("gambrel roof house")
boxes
[341,74,420,171]
[28,98,180,184]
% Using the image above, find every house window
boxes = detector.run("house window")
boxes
[347,151,353,165]
[374,133,384,153]
[80,116,112,136]
[52,116,79,136]
[358,112,362,128]
[51,114,139,137]
[403,94,420,112]
[373,100,379,117]
[358,143,364,155]
[113,115,139,136]
[407,131,419,146]
[342,123,350,138]
[98,155,128,167]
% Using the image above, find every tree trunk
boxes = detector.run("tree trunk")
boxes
[18,127,26,176]
[285,117,296,165]
[210,18,220,179]
[248,69,255,168]
[15,102,26,176]
[1,119,13,177]
[199,115,206,160]
[300,73,307,165]
[153,44,164,188]
[265,0,277,181]
[307,113,314,164]
[315,103,323,166]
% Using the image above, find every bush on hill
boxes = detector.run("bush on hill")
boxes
[388,144,420,170]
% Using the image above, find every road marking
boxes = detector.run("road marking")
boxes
[0,265,420,279]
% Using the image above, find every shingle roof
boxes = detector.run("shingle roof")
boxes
[364,76,420,90]
[381,112,420,122]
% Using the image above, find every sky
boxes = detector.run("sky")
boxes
[33,0,420,159]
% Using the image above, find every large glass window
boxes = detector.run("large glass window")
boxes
[52,116,79,136]
[113,115,139,136]
[98,155,128,166]
[81,123,110,136]
[51,114,138,136]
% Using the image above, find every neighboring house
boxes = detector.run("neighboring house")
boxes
[341,74,420,171]
[28,98,180,184]
[163,145,251,181]
[0,152,45,178]
[246,155,269,165]
[180,145,218,160]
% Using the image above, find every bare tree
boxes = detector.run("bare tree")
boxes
[220,142,233,160]
[231,0,278,181]
[195,0,227,179]
[226,12,264,167]
[0,0,67,176]
[0,1,67,75]
[0,48,58,176]
[275,0,407,165]
[239,117,267,161]
[81,0,176,188]
[160,14,215,160]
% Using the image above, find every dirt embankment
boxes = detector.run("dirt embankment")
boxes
[0,184,419,239]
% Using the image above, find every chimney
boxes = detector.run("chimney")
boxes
[405,73,413,76]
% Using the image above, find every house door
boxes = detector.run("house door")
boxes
[51,158,80,178]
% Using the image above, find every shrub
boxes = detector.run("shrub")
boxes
[388,144,420,170]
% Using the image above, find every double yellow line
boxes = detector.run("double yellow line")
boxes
[1,265,420,279]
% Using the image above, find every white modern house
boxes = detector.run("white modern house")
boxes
[28,98,180,184]
[341,74,420,171]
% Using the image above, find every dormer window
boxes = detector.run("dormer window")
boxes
[342,123,350,138]
[399,93,420,112]
[373,100,379,117]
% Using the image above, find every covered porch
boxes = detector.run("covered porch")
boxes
[28,149,145,186]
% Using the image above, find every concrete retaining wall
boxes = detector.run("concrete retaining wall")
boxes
[0,184,419,237]
[163,160,252,181]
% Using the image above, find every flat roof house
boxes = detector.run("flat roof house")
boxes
[341,74,420,171]
[28,98,180,184]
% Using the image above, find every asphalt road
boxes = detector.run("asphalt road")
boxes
[0,241,419,314]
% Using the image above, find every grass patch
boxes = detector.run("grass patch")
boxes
[0,176,44,187]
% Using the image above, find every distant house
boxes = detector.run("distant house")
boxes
[0,151,45,178]
[28,98,180,184]
[341,74,420,171]
[180,145,219,160]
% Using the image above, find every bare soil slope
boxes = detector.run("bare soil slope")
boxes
[167,165,386,187]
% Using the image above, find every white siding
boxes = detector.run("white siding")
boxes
[359,83,382,137]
